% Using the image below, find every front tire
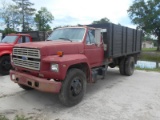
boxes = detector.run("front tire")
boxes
[59,68,87,107]
[0,56,12,75]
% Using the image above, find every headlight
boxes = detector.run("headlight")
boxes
[51,63,59,72]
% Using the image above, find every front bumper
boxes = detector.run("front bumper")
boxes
[10,70,62,93]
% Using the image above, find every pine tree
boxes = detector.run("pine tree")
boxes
[12,0,36,31]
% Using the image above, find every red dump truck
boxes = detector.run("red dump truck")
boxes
[0,31,51,75]
[10,23,142,106]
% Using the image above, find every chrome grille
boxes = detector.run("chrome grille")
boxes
[13,47,40,70]
[13,48,40,59]
[13,58,40,70]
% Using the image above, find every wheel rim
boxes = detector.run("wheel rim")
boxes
[70,78,82,96]
[2,59,11,71]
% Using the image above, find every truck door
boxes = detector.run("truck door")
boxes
[84,29,104,67]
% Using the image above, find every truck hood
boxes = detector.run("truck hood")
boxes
[0,43,14,46]
[0,43,14,53]
[14,41,84,56]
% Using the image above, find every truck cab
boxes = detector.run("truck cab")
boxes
[0,34,32,75]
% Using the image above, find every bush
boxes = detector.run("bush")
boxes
[0,115,9,120]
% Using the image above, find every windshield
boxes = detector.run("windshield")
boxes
[47,28,85,42]
[1,36,18,43]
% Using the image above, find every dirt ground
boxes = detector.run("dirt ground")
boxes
[0,68,160,120]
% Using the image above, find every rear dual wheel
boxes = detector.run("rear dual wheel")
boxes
[125,57,135,76]
[119,56,135,76]
[119,58,126,75]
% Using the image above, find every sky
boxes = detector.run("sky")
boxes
[0,0,136,30]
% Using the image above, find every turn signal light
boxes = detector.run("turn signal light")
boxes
[57,51,63,57]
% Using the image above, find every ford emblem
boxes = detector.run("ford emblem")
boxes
[22,56,28,60]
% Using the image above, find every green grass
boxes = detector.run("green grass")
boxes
[14,115,29,120]
[136,66,160,72]
[0,115,8,120]
[140,49,160,62]
[0,115,29,120]
[142,47,157,52]
[137,49,160,72]
[140,53,160,62]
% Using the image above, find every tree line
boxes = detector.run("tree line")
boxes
[0,0,159,50]
[0,0,54,34]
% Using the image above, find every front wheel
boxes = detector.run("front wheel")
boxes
[0,56,12,75]
[59,68,87,107]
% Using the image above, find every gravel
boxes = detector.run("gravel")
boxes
[0,69,160,120]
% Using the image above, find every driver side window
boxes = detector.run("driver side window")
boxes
[18,36,30,43]
[86,29,95,44]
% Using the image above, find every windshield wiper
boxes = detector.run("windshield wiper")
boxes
[59,38,72,42]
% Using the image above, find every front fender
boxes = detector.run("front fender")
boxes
[0,51,12,57]
[42,54,90,80]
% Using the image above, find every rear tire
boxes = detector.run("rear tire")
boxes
[125,57,135,76]
[119,58,126,75]
[0,56,12,75]
[18,84,34,90]
[59,68,87,107]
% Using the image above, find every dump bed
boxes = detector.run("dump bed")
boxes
[88,23,142,58]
